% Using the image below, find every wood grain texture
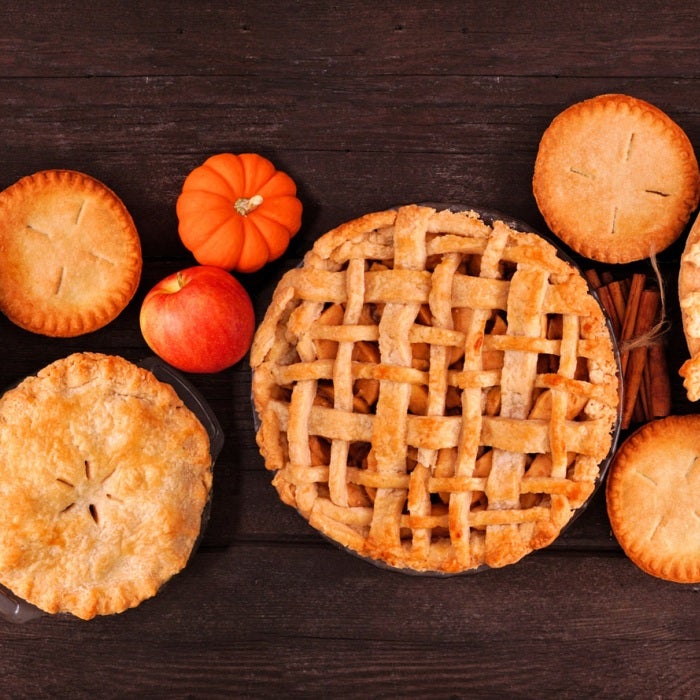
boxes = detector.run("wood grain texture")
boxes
[2,1,699,80]
[1,548,696,697]
[0,1,698,697]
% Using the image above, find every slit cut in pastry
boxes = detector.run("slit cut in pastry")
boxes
[0,170,142,337]
[533,93,700,264]
[607,416,700,584]
[0,353,213,619]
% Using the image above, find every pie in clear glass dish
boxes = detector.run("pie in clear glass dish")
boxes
[251,204,621,574]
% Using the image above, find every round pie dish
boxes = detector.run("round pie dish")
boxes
[0,354,224,622]
[251,203,622,575]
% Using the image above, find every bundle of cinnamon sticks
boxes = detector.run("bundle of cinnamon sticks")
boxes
[585,270,671,430]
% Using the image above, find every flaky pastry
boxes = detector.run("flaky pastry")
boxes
[607,416,700,583]
[0,170,142,337]
[0,353,212,619]
[534,94,700,264]
[679,212,700,400]
[251,205,620,573]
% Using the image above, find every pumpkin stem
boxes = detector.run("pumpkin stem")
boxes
[234,194,263,216]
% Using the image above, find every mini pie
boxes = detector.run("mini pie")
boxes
[0,169,142,337]
[606,416,700,584]
[533,93,700,264]
[0,352,212,619]
[678,212,700,399]
[251,204,620,573]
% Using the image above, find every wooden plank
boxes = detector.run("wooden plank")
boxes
[1,1,698,79]
[0,76,696,161]
[1,546,696,697]
[4,637,698,698]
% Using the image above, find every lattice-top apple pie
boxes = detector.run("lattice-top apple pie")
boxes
[251,205,620,573]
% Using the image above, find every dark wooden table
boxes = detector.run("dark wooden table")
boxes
[1,2,698,697]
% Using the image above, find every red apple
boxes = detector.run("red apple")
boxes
[139,265,255,373]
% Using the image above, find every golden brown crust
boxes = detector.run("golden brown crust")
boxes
[533,94,700,264]
[0,353,212,619]
[678,212,700,399]
[0,170,142,337]
[251,204,620,574]
[606,416,700,584]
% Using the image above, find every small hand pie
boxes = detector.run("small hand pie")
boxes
[0,170,142,337]
[251,205,620,574]
[534,94,700,264]
[607,416,700,583]
[0,353,212,619]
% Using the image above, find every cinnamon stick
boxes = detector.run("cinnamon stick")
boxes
[641,361,653,420]
[581,269,670,427]
[597,285,621,337]
[620,289,660,429]
[600,271,615,286]
[585,270,622,336]
[606,281,627,330]
[584,269,603,289]
[648,340,672,419]
[634,380,648,424]
[619,273,646,375]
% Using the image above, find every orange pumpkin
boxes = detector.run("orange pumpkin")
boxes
[176,153,303,273]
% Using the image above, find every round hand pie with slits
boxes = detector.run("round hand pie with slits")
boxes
[0,169,142,336]
[533,93,700,264]
[251,204,621,574]
[607,415,700,583]
[0,353,212,619]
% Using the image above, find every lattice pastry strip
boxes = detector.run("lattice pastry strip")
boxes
[251,205,620,573]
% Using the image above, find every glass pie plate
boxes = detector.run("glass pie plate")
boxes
[0,356,224,623]
[251,202,623,576]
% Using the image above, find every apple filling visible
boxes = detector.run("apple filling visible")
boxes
[251,205,620,573]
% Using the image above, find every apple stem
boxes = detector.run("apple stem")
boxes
[234,194,263,216]
[176,271,186,289]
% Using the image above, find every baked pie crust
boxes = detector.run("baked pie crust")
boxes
[0,353,212,619]
[0,170,142,337]
[678,212,700,400]
[606,416,700,584]
[251,204,620,573]
[533,94,700,264]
